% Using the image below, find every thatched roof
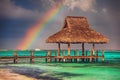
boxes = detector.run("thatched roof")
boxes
[46,16,109,44]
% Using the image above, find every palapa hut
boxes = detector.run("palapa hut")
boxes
[46,16,109,62]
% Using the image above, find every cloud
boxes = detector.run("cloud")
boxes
[0,0,40,19]
[102,8,107,13]
[49,0,65,7]
[64,0,96,12]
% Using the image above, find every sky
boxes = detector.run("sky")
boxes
[0,0,120,50]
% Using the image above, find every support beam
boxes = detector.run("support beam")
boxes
[82,43,84,56]
[90,43,95,62]
[86,50,88,62]
[90,50,93,62]
[82,43,84,62]
[102,50,104,62]
[68,43,71,56]
[62,50,65,62]
[96,50,98,62]
[92,43,95,55]
[14,51,17,63]
[57,43,61,62]
[92,43,95,62]
[58,43,60,57]
[47,51,51,62]
[30,51,34,63]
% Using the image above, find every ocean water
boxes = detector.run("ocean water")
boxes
[0,50,120,80]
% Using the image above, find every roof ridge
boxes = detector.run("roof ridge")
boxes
[66,16,86,18]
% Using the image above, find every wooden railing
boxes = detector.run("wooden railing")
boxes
[0,50,104,63]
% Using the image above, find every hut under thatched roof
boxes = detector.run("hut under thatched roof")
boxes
[46,16,109,43]
[46,16,109,57]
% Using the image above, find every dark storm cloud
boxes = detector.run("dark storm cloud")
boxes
[10,0,65,12]
[11,0,51,11]
[0,18,36,38]
[0,0,40,19]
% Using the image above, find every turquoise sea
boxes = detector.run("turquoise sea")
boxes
[0,50,120,80]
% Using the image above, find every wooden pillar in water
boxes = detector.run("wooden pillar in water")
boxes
[68,43,71,62]
[45,51,48,62]
[96,50,98,62]
[86,50,88,62]
[47,51,51,62]
[93,43,95,55]
[82,43,84,62]
[92,43,95,62]
[57,43,60,62]
[58,43,60,56]
[14,51,17,63]
[90,50,93,62]
[30,51,34,63]
[55,51,57,62]
[74,50,77,63]
[102,50,104,62]
[68,43,70,56]
[62,50,65,62]
[90,43,95,62]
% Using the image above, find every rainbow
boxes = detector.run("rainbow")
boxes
[17,1,65,50]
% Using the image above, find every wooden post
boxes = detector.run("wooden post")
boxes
[47,51,51,62]
[58,43,60,57]
[93,43,95,55]
[67,43,71,62]
[82,43,84,56]
[96,50,98,62]
[77,50,80,62]
[62,50,65,62]
[86,50,88,62]
[68,43,70,56]
[14,51,17,63]
[30,51,34,63]
[92,43,95,62]
[55,51,57,62]
[90,50,93,62]
[82,43,84,62]
[45,51,47,62]
[57,43,60,62]
[102,50,104,62]
[74,50,77,63]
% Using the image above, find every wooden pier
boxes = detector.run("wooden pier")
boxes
[0,50,104,63]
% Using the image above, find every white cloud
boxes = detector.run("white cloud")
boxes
[0,0,40,19]
[64,0,96,12]
[48,0,65,8]
[102,8,107,13]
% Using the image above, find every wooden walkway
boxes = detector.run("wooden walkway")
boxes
[0,50,104,63]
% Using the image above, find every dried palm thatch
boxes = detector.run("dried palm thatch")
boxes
[46,16,109,44]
